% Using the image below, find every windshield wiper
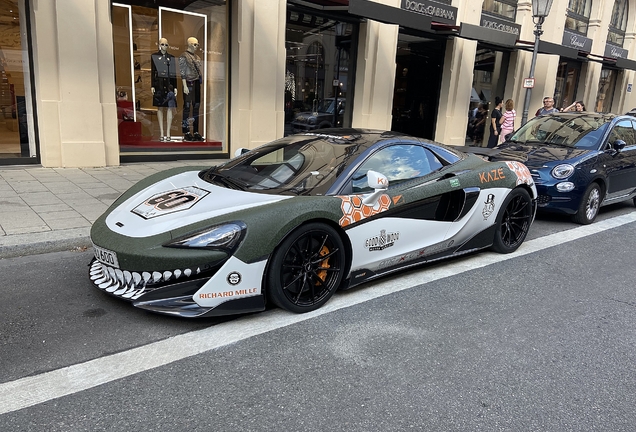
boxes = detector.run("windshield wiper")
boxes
[207,170,246,190]
[544,141,570,147]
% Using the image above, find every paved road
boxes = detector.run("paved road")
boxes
[1,205,635,430]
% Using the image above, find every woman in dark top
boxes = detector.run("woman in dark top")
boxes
[487,97,503,148]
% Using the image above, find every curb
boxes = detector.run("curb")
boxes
[0,228,92,259]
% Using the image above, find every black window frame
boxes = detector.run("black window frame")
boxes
[607,0,628,47]
[565,0,592,35]
[481,0,518,21]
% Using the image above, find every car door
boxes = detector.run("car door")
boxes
[344,143,456,272]
[600,119,636,199]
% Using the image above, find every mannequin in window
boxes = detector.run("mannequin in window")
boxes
[179,37,204,141]
[151,38,178,141]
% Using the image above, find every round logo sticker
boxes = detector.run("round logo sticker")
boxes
[227,272,242,286]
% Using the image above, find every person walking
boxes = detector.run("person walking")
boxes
[535,96,559,116]
[472,104,487,144]
[500,99,516,144]
[487,97,503,148]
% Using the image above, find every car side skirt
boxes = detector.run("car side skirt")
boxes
[343,224,497,289]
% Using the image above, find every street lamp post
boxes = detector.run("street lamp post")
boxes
[521,0,554,126]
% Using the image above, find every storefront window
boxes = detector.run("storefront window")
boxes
[482,0,517,20]
[111,1,227,155]
[607,0,628,46]
[595,68,617,113]
[554,61,580,110]
[0,0,36,163]
[285,10,356,136]
[565,0,591,35]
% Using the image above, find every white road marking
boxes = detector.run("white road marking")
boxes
[1,212,635,415]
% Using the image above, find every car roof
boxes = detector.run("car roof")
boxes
[541,112,616,120]
[289,128,464,155]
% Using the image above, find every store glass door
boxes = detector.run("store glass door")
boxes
[467,46,509,146]
[0,0,38,164]
[391,32,445,140]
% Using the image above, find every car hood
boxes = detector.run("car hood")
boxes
[104,171,292,238]
[294,111,325,119]
[494,142,592,169]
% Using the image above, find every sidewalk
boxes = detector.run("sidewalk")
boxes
[0,160,224,259]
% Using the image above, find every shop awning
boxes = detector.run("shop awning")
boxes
[348,0,432,33]
[537,40,579,59]
[458,23,517,48]
[616,57,636,71]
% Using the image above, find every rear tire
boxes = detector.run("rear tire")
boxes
[491,188,533,254]
[267,223,345,313]
[573,183,601,225]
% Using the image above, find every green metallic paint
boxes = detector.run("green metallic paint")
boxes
[91,214,228,271]
[90,154,525,276]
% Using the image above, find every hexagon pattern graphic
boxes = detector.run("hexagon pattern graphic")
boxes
[506,161,533,186]
[337,194,392,227]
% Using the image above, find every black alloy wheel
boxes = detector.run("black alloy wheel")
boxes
[267,223,346,313]
[491,188,533,254]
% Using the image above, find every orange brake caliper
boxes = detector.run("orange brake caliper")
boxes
[315,246,330,285]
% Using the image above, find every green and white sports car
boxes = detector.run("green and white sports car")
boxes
[89,130,537,318]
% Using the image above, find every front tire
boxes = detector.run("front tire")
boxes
[491,188,533,254]
[267,223,346,313]
[573,182,601,225]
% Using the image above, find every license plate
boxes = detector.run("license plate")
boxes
[93,244,120,268]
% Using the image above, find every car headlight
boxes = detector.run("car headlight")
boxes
[308,117,316,125]
[165,222,246,251]
[551,164,575,179]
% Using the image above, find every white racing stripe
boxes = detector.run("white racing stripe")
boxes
[2,212,636,415]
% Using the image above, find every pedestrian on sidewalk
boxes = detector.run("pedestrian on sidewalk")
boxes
[561,100,586,112]
[535,96,559,116]
[487,97,503,148]
[500,98,516,144]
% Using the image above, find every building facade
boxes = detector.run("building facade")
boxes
[1,0,635,167]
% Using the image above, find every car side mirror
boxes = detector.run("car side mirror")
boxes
[362,170,389,205]
[504,133,512,141]
[612,139,626,152]
[367,170,388,190]
[233,148,250,158]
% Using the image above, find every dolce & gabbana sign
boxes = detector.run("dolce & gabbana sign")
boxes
[562,30,592,52]
[400,0,457,25]
[480,13,521,36]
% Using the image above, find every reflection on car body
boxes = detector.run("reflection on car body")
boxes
[290,98,345,133]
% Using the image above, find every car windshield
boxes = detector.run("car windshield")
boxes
[314,98,343,114]
[201,134,365,196]
[508,115,611,149]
